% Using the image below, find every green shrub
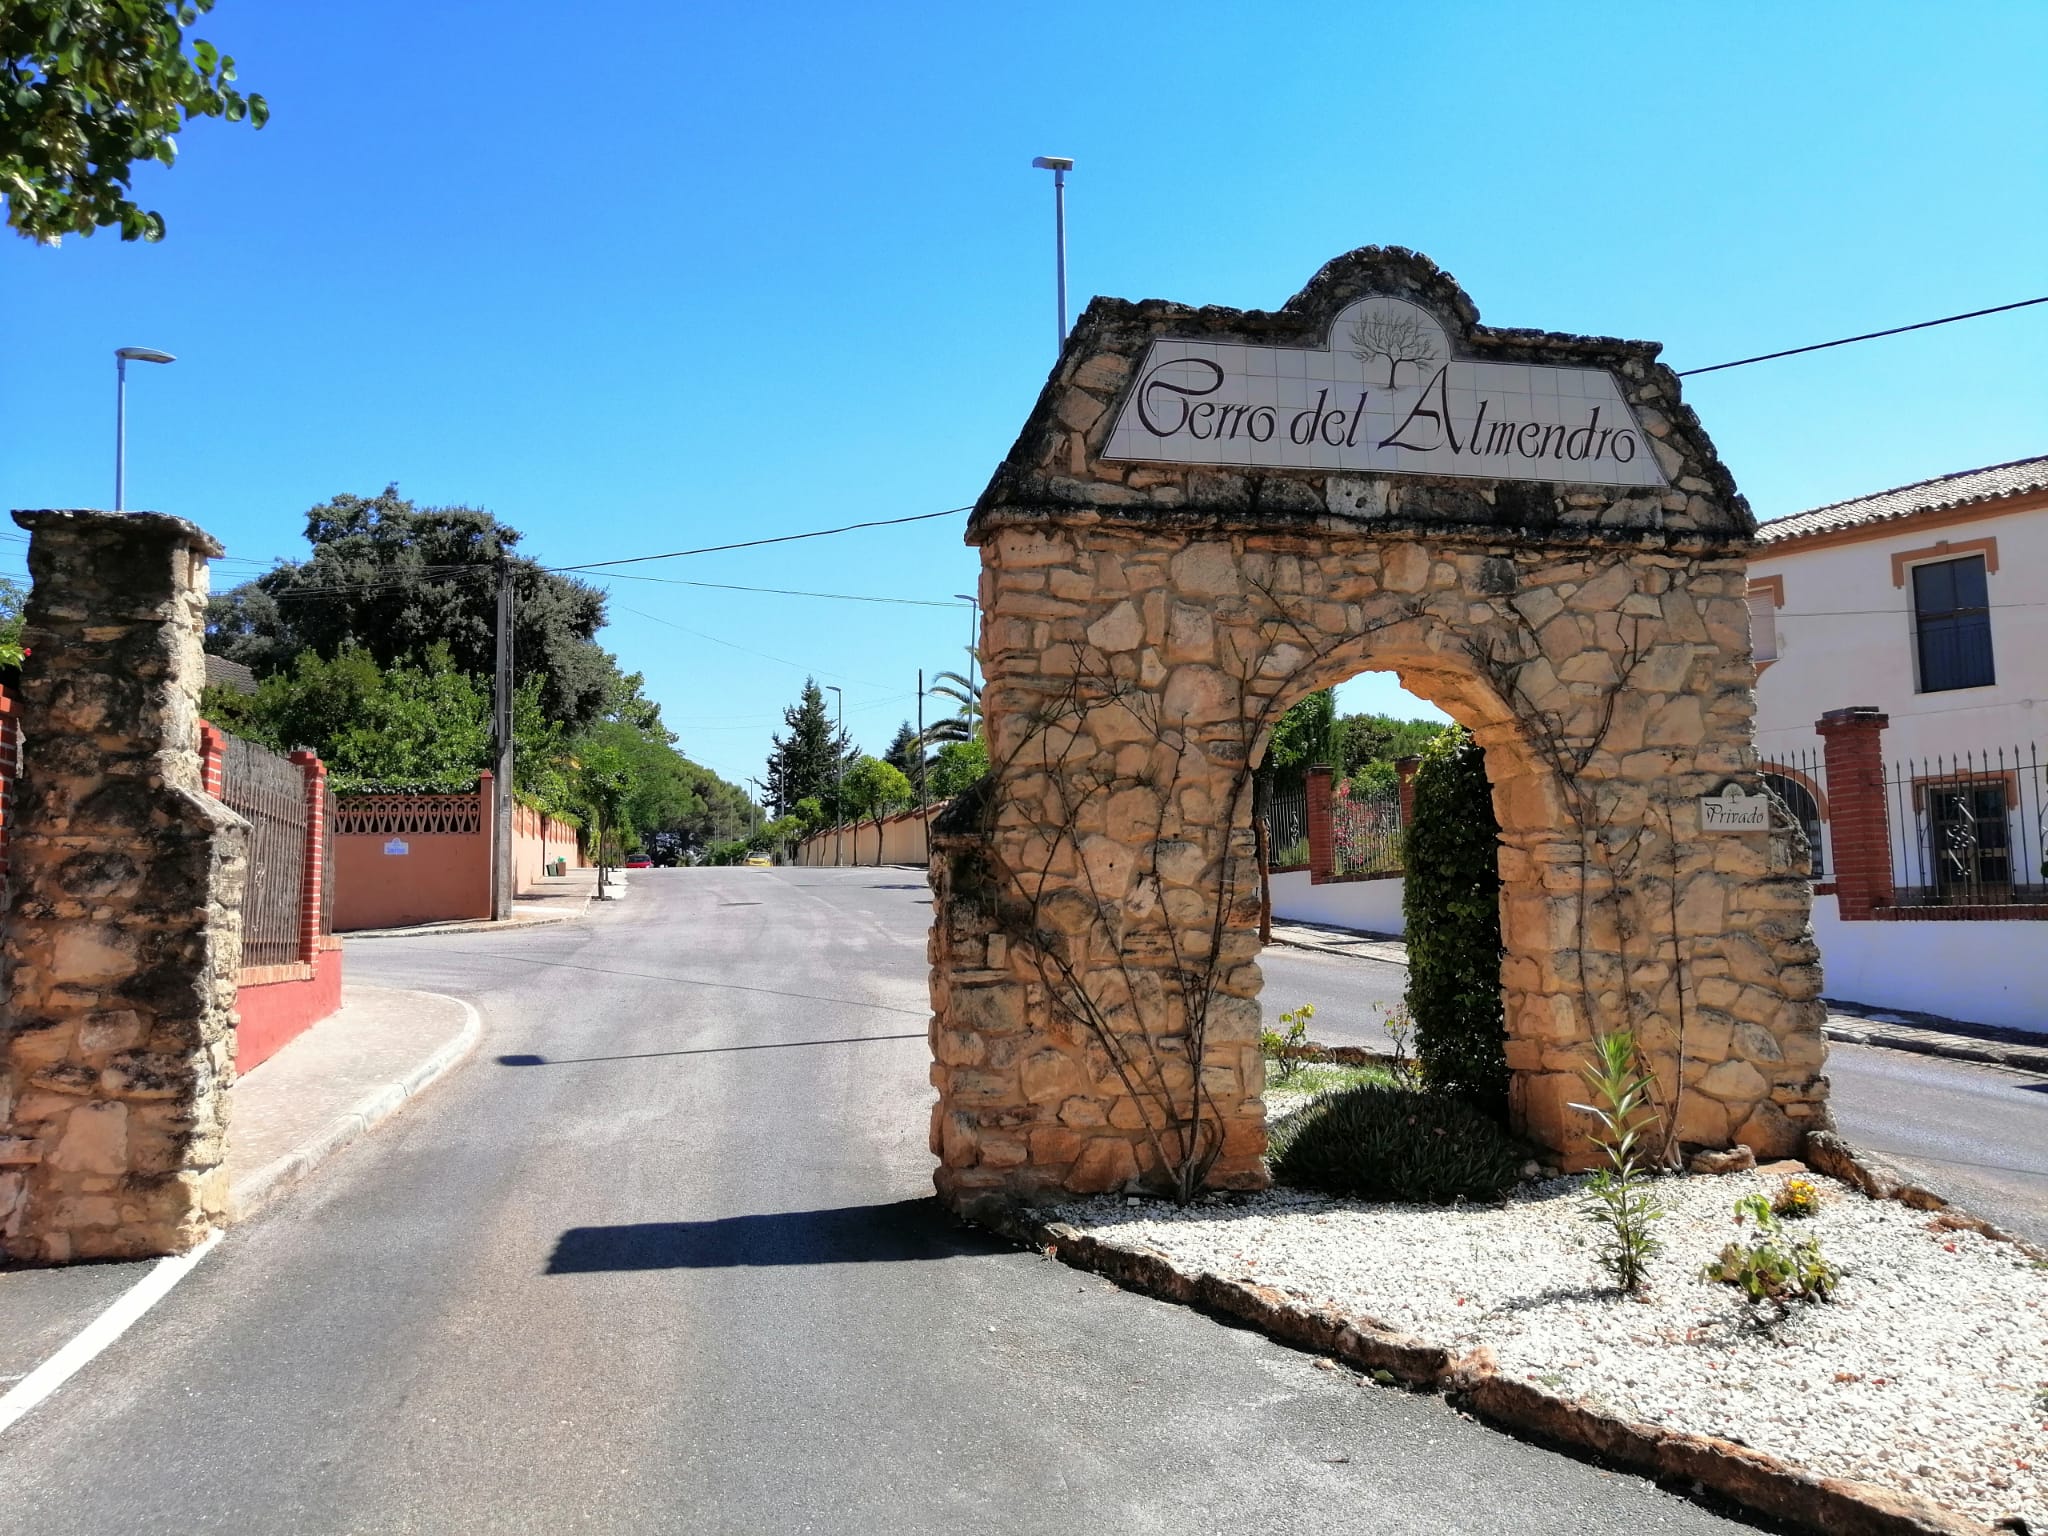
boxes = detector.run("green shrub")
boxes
[1260,1002,1315,1083]
[1267,1081,1525,1203]
[1402,725,1508,1113]
[1700,1192,1838,1311]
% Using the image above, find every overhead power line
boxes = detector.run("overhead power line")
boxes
[595,570,961,608]
[551,506,970,574]
[1679,295,2048,377]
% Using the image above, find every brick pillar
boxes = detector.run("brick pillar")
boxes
[0,510,246,1263]
[199,719,226,798]
[1815,706,1893,920]
[1305,765,1334,886]
[290,750,327,964]
[477,770,497,920]
[0,684,17,891]
[1394,754,1420,829]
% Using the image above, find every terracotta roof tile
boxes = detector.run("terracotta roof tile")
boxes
[1756,455,2048,544]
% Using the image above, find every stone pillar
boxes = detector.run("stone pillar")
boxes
[0,510,247,1264]
[1305,764,1335,885]
[290,750,327,964]
[1815,707,1893,920]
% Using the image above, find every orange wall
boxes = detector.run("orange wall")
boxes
[511,802,585,893]
[236,942,344,1073]
[334,827,492,930]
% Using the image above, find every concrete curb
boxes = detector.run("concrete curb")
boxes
[343,912,578,940]
[229,993,483,1220]
[1822,1021,2048,1075]
[960,1139,2024,1536]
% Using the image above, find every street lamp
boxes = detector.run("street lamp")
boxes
[826,684,844,867]
[1030,156,1073,352]
[113,346,176,512]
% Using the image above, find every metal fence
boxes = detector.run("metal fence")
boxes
[1759,747,1828,879]
[1883,743,2047,909]
[217,733,308,968]
[1260,778,1310,868]
[1331,778,1404,877]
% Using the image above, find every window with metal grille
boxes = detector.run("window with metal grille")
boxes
[1911,555,1994,692]
[1760,772,1824,876]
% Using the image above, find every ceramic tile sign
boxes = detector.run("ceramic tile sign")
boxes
[1699,784,1771,833]
[1102,295,1665,488]
[384,838,410,856]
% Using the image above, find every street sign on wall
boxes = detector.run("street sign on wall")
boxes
[1699,785,1770,833]
[1102,295,1665,488]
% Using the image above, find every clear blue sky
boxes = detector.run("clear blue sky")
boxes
[4,1,2044,788]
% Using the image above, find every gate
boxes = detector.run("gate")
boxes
[217,732,308,968]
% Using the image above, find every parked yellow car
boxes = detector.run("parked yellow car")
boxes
[745,853,772,868]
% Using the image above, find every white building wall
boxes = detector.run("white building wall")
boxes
[1808,893,2046,1033]
[1269,870,1406,935]
[1751,504,2048,762]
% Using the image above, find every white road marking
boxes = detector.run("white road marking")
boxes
[0,1229,221,1438]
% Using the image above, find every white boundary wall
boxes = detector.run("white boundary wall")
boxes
[1808,893,2046,1033]
[1269,869,1406,935]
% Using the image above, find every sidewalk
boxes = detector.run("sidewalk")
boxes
[1270,918,2048,1073]
[1,982,477,1422]
[343,864,619,940]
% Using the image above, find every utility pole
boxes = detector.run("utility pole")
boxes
[492,557,515,920]
[827,684,844,869]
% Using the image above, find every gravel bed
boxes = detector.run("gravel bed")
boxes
[1056,1168,2048,1529]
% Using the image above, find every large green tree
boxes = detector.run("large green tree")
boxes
[763,678,852,817]
[205,486,617,733]
[3,0,268,243]
[841,755,912,865]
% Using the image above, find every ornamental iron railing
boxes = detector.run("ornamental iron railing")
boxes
[217,733,308,968]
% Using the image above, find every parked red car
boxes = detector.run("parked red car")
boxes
[624,853,653,869]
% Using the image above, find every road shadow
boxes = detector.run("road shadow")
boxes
[546,1197,1009,1273]
[495,1031,924,1068]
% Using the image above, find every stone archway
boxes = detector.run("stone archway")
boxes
[926,248,1829,1212]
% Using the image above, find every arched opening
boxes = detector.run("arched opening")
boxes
[1245,632,1569,1160]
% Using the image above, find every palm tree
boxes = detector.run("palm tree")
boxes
[919,668,981,749]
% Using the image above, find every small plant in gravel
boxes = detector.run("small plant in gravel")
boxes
[1572,1030,1665,1294]
[1266,1080,1525,1203]
[1261,1003,1315,1084]
[1701,1195,1839,1313]
[1377,1001,1422,1088]
[1773,1176,1820,1220]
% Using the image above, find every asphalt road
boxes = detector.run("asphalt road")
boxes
[0,868,1753,1535]
[1260,943,2048,1246]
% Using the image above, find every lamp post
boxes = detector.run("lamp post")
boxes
[114,346,176,511]
[826,684,844,868]
[953,592,979,708]
[1030,156,1073,351]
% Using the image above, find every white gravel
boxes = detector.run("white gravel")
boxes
[1057,1169,2048,1529]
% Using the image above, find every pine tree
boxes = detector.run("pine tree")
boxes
[884,720,929,802]
[765,679,853,816]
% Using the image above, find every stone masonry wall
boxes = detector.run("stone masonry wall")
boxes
[0,510,247,1263]
[928,248,1830,1209]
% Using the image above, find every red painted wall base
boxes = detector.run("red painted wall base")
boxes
[236,944,344,1074]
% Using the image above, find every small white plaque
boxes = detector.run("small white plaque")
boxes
[1699,785,1769,834]
[384,838,410,856]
